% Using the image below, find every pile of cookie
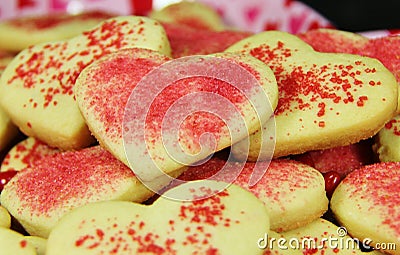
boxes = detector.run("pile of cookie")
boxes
[0,1,399,255]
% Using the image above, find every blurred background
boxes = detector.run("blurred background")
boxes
[298,0,400,32]
[0,0,399,33]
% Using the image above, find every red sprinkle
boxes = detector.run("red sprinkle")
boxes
[9,146,136,215]
[246,40,378,128]
[384,118,400,136]
[342,162,400,235]
[8,18,141,108]
[19,240,27,248]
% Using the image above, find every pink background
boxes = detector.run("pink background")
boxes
[0,0,331,34]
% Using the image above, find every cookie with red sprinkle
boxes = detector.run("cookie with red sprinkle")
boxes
[0,145,164,238]
[0,227,36,255]
[46,180,269,255]
[299,28,400,113]
[0,11,115,52]
[75,48,278,181]
[373,114,400,162]
[293,140,375,178]
[331,162,400,254]
[162,22,252,58]
[0,16,171,150]
[226,31,398,160]
[24,236,47,255]
[0,137,60,172]
[171,157,328,232]
[149,1,225,31]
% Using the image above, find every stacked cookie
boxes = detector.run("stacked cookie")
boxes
[0,2,399,255]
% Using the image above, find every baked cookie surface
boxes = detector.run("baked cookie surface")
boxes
[46,180,269,255]
[373,114,400,162]
[331,162,400,254]
[174,157,328,232]
[227,31,398,160]
[75,47,278,181]
[0,16,171,150]
[0,146,155,238]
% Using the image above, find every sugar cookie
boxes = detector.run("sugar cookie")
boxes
[226,31,398,160]
[1,137,60,172]
[373,114,400,162]
[75,48,278,181]
[298,28,369,54]
[331,162,400,254]
[0,52,19,152]
[0,16,171,150]
[0,51,13,73]
[299,28,400,113]
[0,227,36,255]
[174,157,328,232]
[24,236,47,255]
[163,22,252,58]
[150,1,225,31]
[0,146,159,238]
[0,11,114,52]
[46,180,269,255]
[293,140,375,178]
[0,205,11,228]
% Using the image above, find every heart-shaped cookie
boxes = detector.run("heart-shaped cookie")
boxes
[170,157,328,232]
[0,145,169,238]
[0,16,171,150]
[299,28,400,113]
[46,180,269,255]
[331,162,400,254]
[226,31,398,160]
[75,47,278,181]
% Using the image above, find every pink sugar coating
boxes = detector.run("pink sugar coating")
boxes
[162,22,252,58]
[299,30,400,83]
[11,146,135,215]
[146,76,248,152]
[1,138,59,170]
[341,162,400,236]
[178,157,321,203]
[293,140,375,177]
[82,48,259,154]
[298,30,367,54]
[81,49,170,142]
